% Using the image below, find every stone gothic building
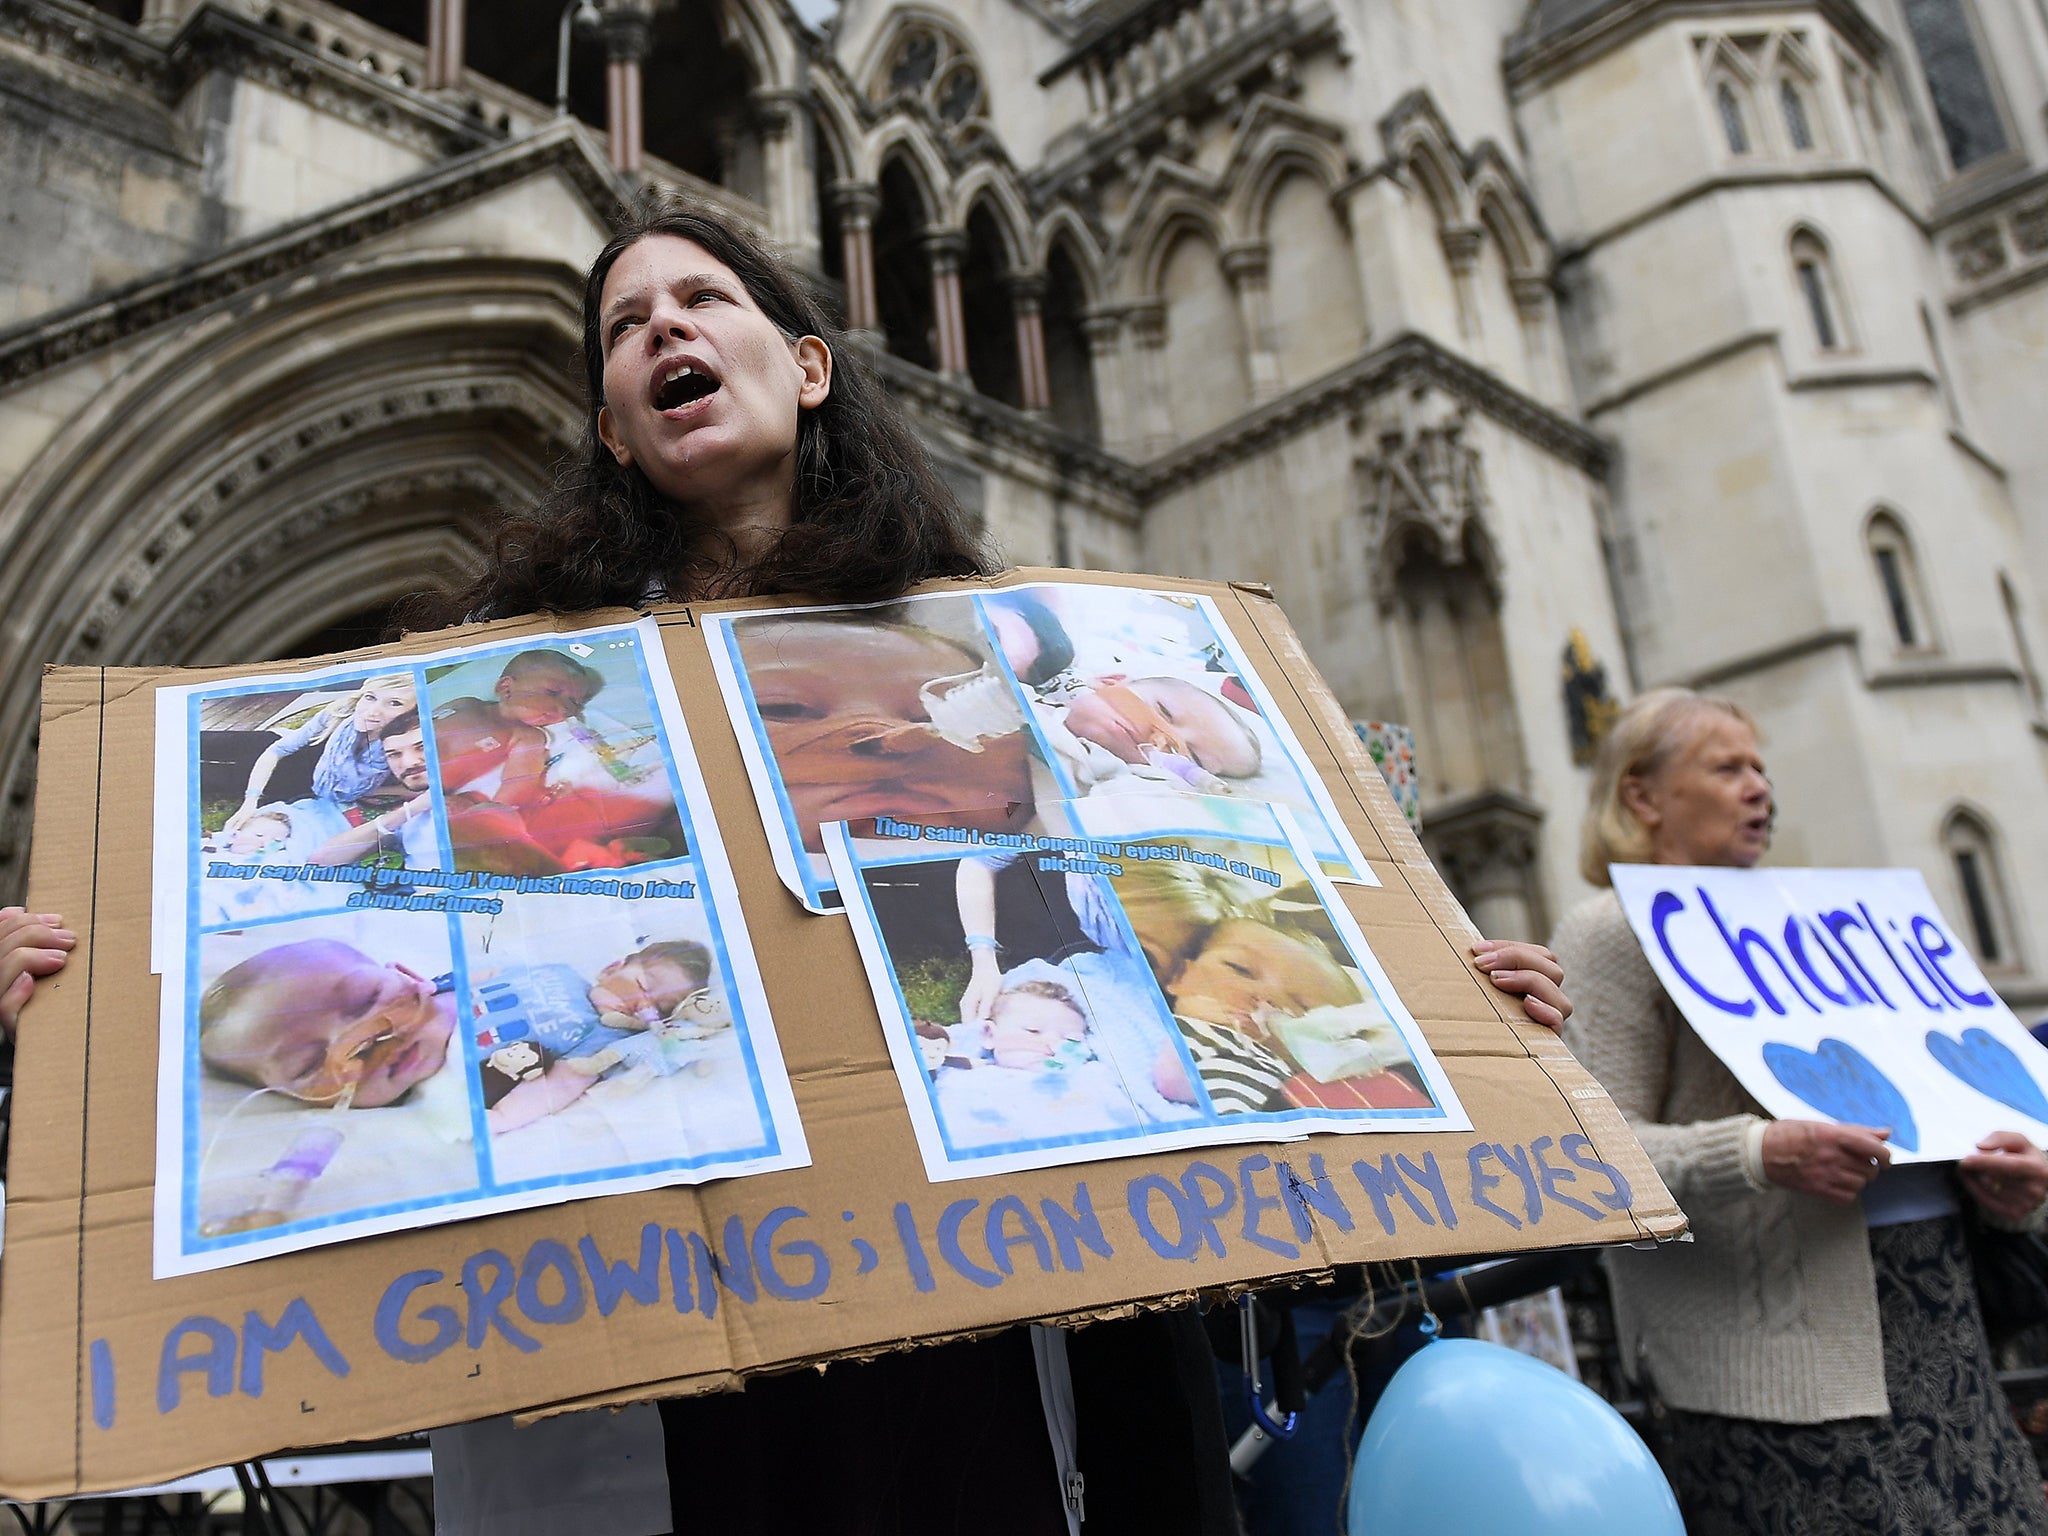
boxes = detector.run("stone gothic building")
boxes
[3,0,2046,1004]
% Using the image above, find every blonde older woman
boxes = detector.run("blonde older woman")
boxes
[1553,687,2048,1536]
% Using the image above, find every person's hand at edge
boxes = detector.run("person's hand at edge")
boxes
[1958,1131,2048,1224]
[1472,939,1570,1032]
[1761,1119,1892,1203]
[0,907,75,1040]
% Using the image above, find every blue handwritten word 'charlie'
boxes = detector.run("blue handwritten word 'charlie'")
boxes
[1648,886,1996,1020]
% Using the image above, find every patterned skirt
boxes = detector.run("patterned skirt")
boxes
[1667,1217,2048,1536]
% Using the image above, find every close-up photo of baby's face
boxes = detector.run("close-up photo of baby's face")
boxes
[495,662,590,728]
[1064,677,1258,778]
[740,619,1034,850]
[984,989,1087,1070]
[1166,918,1357,1035]
[204,941,453,1109]
[589,954,702,1023]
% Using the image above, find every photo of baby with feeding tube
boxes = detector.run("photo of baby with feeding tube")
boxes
[189,910,477,1246]
[191,673,446,928]
[1114,833,1436,1115]
[849,852,1202,1164]
[424,635,687,876]
[828,794,1461,1180]
[461,891,783,1184]
[709,582,1374,911]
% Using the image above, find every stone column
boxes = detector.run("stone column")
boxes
[1009,273,1051,413]
[829,182,881,335]
[425,0,467,89]
[925,230,970,381]
[1221,241,1283,402]
[753,88,818,267]
[603,2,654,174]
[1126,300,1176,456]
[1080,309,1130,452]
[1510,274,1565,405]
[1439,223,1483,345]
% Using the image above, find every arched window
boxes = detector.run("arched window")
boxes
[1780,78,1816,150]
[873,158,937,371]
[960,203,1022,408]
[1041,241,1101,444]
[1789,229,1848,351]
[1942,809,2020,969]
[1715,80,1753,154]
[1865,511,1935,652]
[1901,0,2009,171]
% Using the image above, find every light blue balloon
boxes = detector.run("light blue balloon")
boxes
[1348,1338,1682,1536]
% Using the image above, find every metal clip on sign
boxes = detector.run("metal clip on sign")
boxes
[1239,1294,1300,1446]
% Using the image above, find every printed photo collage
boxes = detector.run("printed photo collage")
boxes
[705,584,1377,913]
[826,794,1464,1180]
[154,620,805,1277]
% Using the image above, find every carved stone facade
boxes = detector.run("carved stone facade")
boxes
[3,0,2047,1004]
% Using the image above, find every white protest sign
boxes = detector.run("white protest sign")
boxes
[1611,865,2048,1162]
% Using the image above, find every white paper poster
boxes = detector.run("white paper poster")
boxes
[1612,864,2048,1162]
[828,794,1465,1181]
[151,618,808,1276]
[706,582,1378,912]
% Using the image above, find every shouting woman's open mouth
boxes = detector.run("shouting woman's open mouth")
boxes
[653,358,722,414]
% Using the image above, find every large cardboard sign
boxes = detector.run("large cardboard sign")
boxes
[0,570,1680,1499]
[1613,864,2048,1159]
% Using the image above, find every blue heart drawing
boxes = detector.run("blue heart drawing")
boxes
[1762,1039,1920,1152]
[1926,1028,2048,1126]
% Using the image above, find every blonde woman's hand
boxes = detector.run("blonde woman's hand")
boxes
[1472,940,1570,1032]
[1761,1119,1892,1203]
[0,907,75,1039]
[1958,1131,2048,1224]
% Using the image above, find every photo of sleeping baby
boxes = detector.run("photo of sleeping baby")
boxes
[185,909,478,1257]
[717,596,1045,908]
[423,634,687,876]
[193,673,447,927]
[980,584,1371,881]
[1114,835,1436,1116]
[459,891,784,1186]
[847,851,1201,1167]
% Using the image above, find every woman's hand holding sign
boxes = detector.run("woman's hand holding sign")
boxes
[1958,1130,2048,1223]
[0,906,73,1039]
[1759,1119,1894,1204]
[1471,939,1571,1032]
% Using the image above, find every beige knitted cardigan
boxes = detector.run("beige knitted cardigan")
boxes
[1553,889,1893,1423]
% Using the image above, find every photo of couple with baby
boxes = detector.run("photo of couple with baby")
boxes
[714,582,1373,911]
[193,635,691,930]
[844,809,1454,1178]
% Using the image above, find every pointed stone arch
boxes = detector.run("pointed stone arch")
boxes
[1222,99,1352,241]
[1119,174,1228,299]
[948,163,1033,265]
[1031,206,1109,305]
[861,113,952,212]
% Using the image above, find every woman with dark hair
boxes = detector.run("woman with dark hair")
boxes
[419,203,987,624]
[7,197,1575,1535]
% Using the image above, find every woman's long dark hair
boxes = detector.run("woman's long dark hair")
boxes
[420,198,991,624]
